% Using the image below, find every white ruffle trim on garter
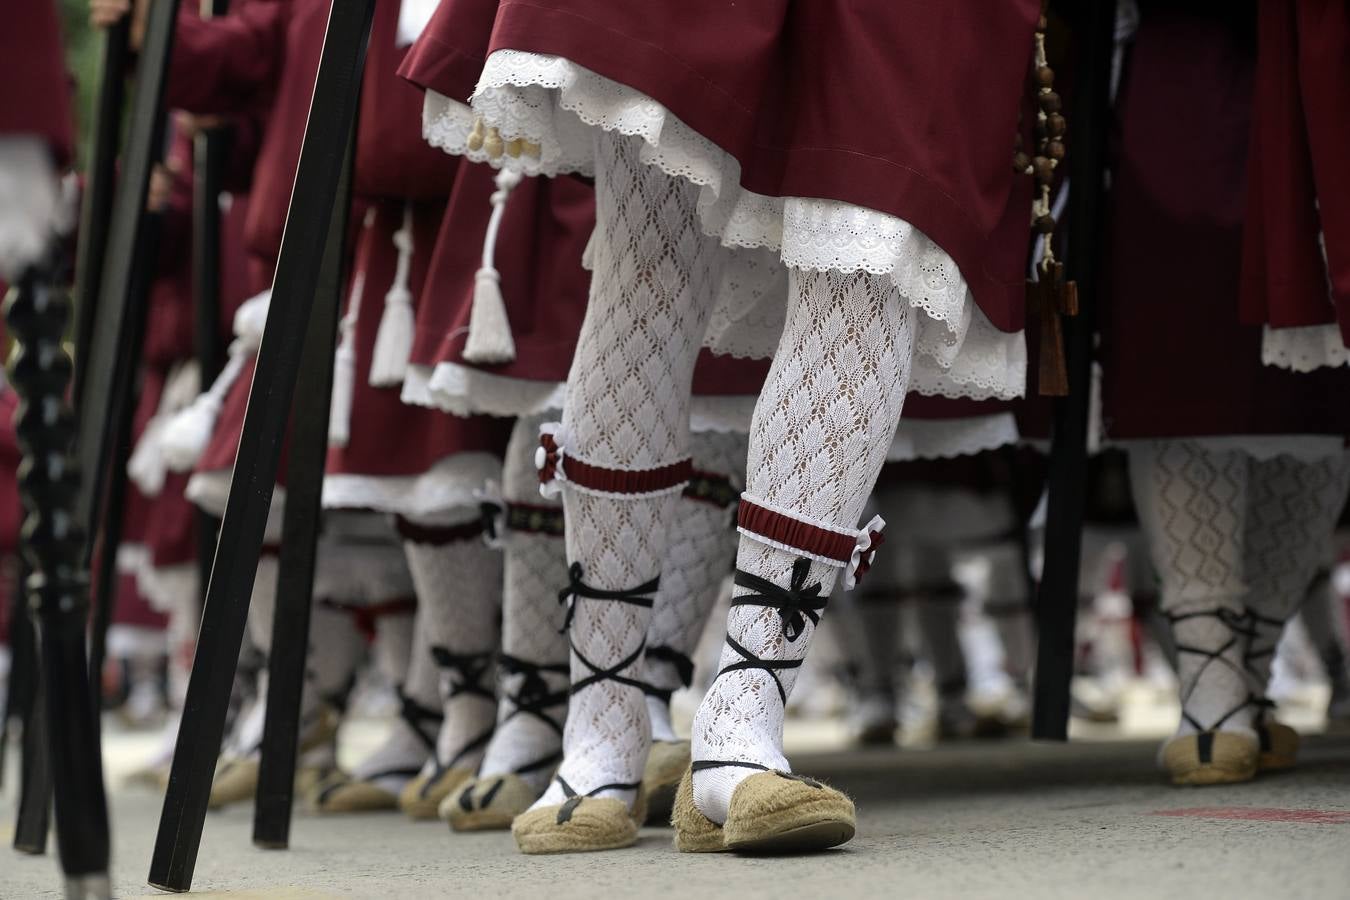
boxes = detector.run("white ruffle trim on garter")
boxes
[423,51,1025,400]
[1261,323,1350,373]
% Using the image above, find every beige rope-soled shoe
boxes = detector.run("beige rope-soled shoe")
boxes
[1256,720,1299,772]
[511,780,647,854]
[673,764,855,853]
[642,739,690,826]
[399,766,475,820]
[1161,732,1259,786]
[443,773,540,831]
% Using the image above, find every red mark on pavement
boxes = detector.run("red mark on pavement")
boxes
[1152,807,1350,825]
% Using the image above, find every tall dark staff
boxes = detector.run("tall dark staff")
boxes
[1031,0,1117,739]
[88,199,164,719]
[192,0,231,606]
[6,263,112,898]
[253,131,353,849]
[71,18,132,409]
[149,0,376,889]
[75,0,183,576]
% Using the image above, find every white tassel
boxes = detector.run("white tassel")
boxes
[368,204,417,387]
[127,361,201,495]
[328,267,366,447]
[232,289,272,350]
[462,169,521,364]
[161,343,247,472]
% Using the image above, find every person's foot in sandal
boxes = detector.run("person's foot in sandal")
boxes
[1157,608,1258,786]
[684,549,868,853]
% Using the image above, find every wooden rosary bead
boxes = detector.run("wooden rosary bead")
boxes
[1013,150,1032,173]
[1033,156,1055,182]
[1039,91,1061,114]
[1047,113,1066,138]
[1036,66,1055,88]
[1047,140,1066,161]
[1035,214,1057,235]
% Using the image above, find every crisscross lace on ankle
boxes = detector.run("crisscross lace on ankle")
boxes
[1170,609,1257,746]
[497,653,569,774]
[697,557,827,772]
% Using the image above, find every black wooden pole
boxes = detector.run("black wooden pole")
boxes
[193,0,230,610]
[87,210,163,718]
[75,0,183,556]
[72,18,131,410]
[7,267,112,897]
[1031,2,1117,740]
[12,659,50,855]
[148,0,376,889]
[253,131,354,850]
[10,558,49,856]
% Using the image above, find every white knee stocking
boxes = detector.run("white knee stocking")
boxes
[478,412,570,791]
[692,269,916,824]
[536,133,722,809]
[1130,441,1255,741]
[645,430,746,742]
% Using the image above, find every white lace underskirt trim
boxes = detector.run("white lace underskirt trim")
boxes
[186,473,286,544]
[887,412,1021,462]
[422,51,1025,401]
[321,452,502,518]
[405,361,760,433]
[1261,323,1350,372]
[1116,436,1347,464]
[403,361,566,418]
[116,544,199,616]
[137,563,199,616]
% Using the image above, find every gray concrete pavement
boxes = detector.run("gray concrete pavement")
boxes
[4,733,1350,899]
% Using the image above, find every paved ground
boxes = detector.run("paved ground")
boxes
[4,727,1350,899]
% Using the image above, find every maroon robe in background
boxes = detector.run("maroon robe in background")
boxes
[0,0,74,161]
[1240,0,1350,347]
[1100,5,1350,441]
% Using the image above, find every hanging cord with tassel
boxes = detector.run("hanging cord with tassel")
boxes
[368,203,416,387]
[329,209,375,445]
[463,168,522,364]
[160,340,247,471]
[1015,2,1078,397]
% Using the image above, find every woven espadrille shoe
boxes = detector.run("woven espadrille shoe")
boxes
[671,767,724,852]
[642,739,690,826]
[672,763,855,853]
[209,703,340,809]
[399,765,475,820]
[511,778,646,854]
[444,773,540,831]
[1255,719,1299,772]
[1161,732,1259,786]
[312,770,401,813]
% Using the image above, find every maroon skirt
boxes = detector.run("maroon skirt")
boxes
[325,198,512,483]
[1101,6,1350,440]
[477,0,1038,331]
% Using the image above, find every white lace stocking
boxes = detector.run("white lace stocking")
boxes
[479,413,570,791]
[692,270,916,823]
[539,133,722,808]
[1129,442,1254,739]
[646,430,746,742]
[1241,453,1350,700]
[352,597,439,788]
[403,527,503,777]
